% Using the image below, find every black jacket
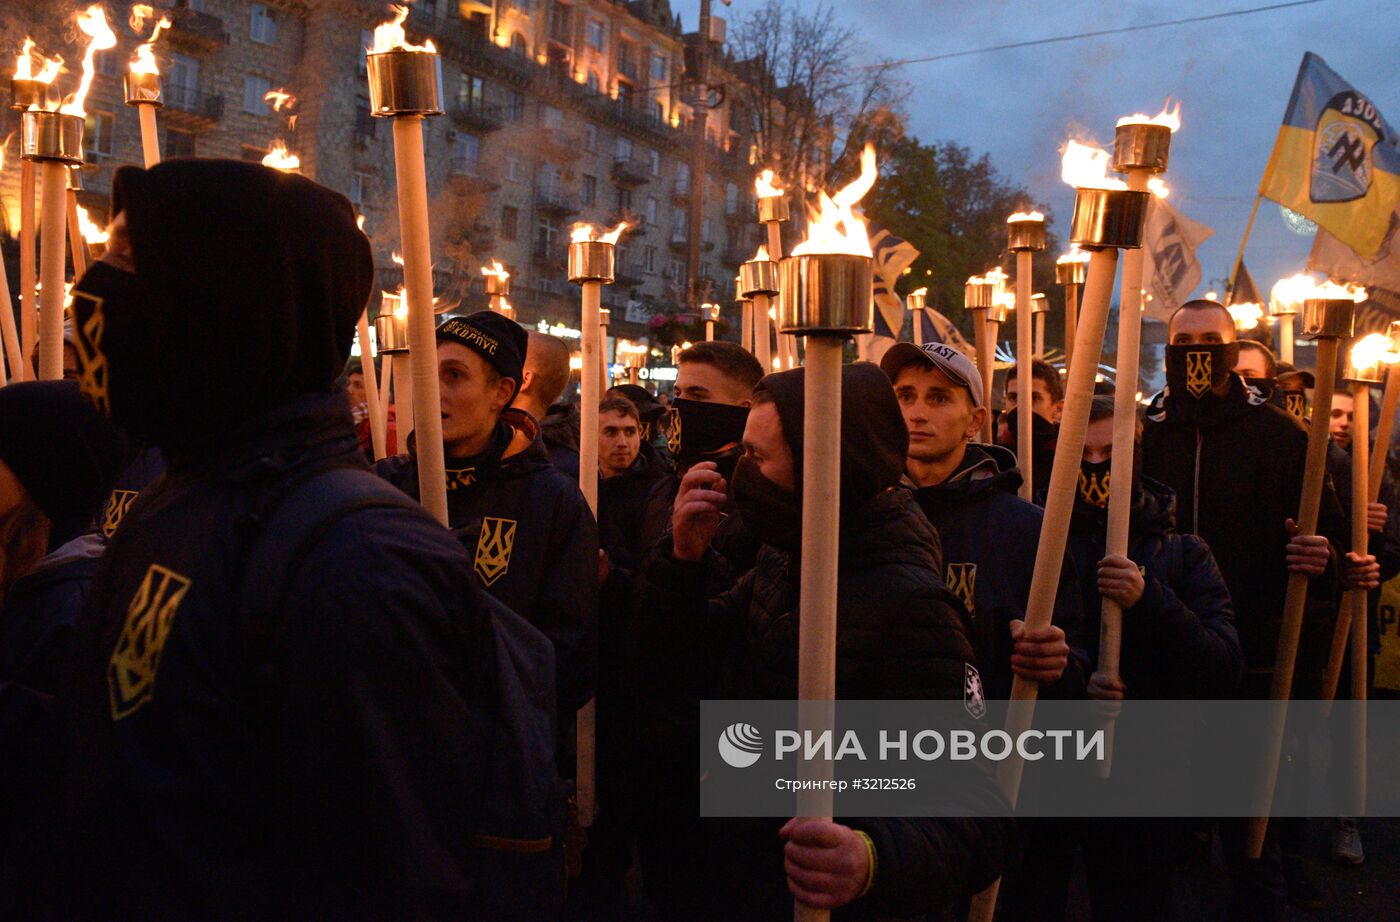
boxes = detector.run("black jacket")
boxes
[540,402,581,480]
[599,449,671,573]
[1141,377,1347,680]
[1067,475,1244,699]
[633,487,1012,920]
[377,409,598,717]
[28,392,496,918]
[912,444,1088,700]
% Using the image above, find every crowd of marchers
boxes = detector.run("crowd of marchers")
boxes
[0,159,1393,922]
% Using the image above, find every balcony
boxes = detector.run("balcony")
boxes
[353,109,378,147]
[669,233,690,252]
[450,100,504,132]
[619,56,639,81]
[163,85,224,126]
[611,158,651,187]
[671,179,691,202]
[166,7,229,52]
[615,261,644,287]
[532,239,567,272]
[534,188,579,216]
[450,161,499,191]
[609,207,643,230]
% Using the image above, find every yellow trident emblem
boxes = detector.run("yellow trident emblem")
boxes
[474,517,517,587]
[1185,350,1212,398]
[108,564,192,720]
[665,408,682,455]
[70,289,111,417]
[101,489,140,538]
[1078,470,1111,508]
[945,563,977,615]
[1285,392,1306,419]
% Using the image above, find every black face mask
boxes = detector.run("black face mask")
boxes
[1165,343,1240,401]
[666,397,750,479]
[1078,459,1112,509]
[731,456,801,553]
[1000,407,1058,453]
[1244,376,1277,402]
[68,262,162,439]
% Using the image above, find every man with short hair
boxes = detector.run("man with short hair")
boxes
[513,330,579,477]
[1330,390,1355,450]
[880,341,1086,699]
[379,312,598,765]
[999,358,1063,496]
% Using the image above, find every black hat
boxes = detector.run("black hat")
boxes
[609,384,666,424]
[0,381,127,547]
[1276,362,1316,389]
[437,311,528,397]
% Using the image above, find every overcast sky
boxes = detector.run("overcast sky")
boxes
[720,0,1399,298]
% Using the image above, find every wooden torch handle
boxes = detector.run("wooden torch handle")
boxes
[38,162,68,381]
[753,292,773,372]
[356,310,387,461]
[0,244,23,384]
[979,316,995,445]
[1368,364,1399,503]
[1016,250,1033,501]
[138,104,161,168]
[66,188,88,279]
[20,159,37,366]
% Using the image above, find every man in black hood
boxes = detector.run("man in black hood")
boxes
[33,160,502,917]
[998,358,1062,499]
[881,341,1086,700]
[632,362,1012,919]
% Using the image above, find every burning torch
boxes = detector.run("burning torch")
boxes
[778,144,877,922]
[1246,280,1365,858]
[483,260,512,317]
[757,169,796,369]
[1056,246,1089,374]
[375,286,411,445]
[1031,293,1048,357]
[350,216,387,461]
[965,269,1002,444]
[740,246,778,370]
[12,38,61,369]
[126,5,170,168]
[0,140,25,382]
[971,139,1150,922]
[599,306,611,394]
[1370,322,1400,504]
[1270,273,1311,366]
[702,303,719,342]
[1098,105,1178,776]
[366,5,448,524]
[907,287,928,347]
[1008,209,1046,501]
[620,341,647,385]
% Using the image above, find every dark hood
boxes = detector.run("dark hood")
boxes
[1146,371,1263,431]
[104,159,373,451]
[755,362,907,509]
[913,442,1022,508]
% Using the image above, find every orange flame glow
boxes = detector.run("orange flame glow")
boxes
[356,214,366,231]
[261,139,301,172]
[76,204,109,244]
[1117,99,1182,132]
[1148,177,1169,199]
[1227,302,1264,331]
[790,143,877,258]
[1007,210,1045,223]
[481,259,510,280]
[1311,280,1367,302]
[15,38,63,85]
[1061,140,1126,191]
[264,88,296,111]
[570,222,629,245]
[909,287,928,297]
[752,244,770,262]
[61,5,119,118]
[370,5,436,54]
[1057,245,1091,265]
[129,7,171,76]
[1351,333,1399,370]
[129,4,154,31]
[391,251,404,265]
[755,169,784,199]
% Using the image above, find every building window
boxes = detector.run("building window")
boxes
[586,18,605,49]
[537,215,560,252]
[510,33,528,57]
[549,3,572,43]
[726,183,739,215]
[646,196,658,225]
[585,123,597,151]
[615,186,632,210]
[615,136,632,162]
[676,163,690,194]
[457,74,486,109]
[186,0,205,9]
[164,128,196,159]
[702,218,712,243]
[586,71,600,94]
[670,259,685,283]
[354,97,375,144]
[506,157,521,182]
[542,105,563,130]
[168,54,200,105]
[83,110,115,156]
[643,245,656,273]
[648,148,660,175]
[582,174,597,205]
[650,51,667,82]
[243,75,272,114]
[452,134,480,174]
[502,205,519,241]
[504,90,525,122]
[96,49,119,76]
[250,4,278,44]
[349,171,368,207]
[653,100,665,122]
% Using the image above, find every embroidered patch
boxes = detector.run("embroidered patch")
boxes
[964,663,987,720]
[101,489,140,538]
[1185,350,1212,398]
[945,562,977,616]
[108,564,192,720]
[474,516,517,586]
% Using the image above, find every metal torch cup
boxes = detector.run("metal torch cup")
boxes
[375,298,411,354]
[569,241,616,284]
[21,111,85,165]
[985,302,1010,325]
[965,281,995,310]
[1344,353,1386,386]
[366,50,444,116]
[907,289,927,312]
[1057,260,1087,286]
[756,195,789,225]
[739,257,780,298]
[702,304,720,324]
[1113,122,1173,174]
[777,254,873,335]
[1301,298,1356,340]
[484,274,510,297]
[1070,189,1151,250]
[11,78,47,111]
[123,72,163,107]
[1007,218,1047,252]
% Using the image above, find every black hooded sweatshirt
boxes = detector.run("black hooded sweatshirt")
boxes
[30,161,497,918]
[632,363,1011,920]
[912,443,1088,700]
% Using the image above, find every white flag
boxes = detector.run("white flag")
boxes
[1309,211,1400,294]
[1141,197,1214,321]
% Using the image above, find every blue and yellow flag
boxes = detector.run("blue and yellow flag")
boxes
[1260,53,1400,258]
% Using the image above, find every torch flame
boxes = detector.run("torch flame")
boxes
[129,4,154,31]
[261,139,301,172]
[1061,140,1126,191]
[909,287,928,297]
[356,214,366,231]
[15,38,63,85]
[129,8,170,76]
[264,89,296,112]
[61,5,119,118]
[370,5,437,54]
[1057,245,1091,265]
[755,169,784,199]
[391,251,404,265]
[1270,273,1315,314]
[752,244,770,262]
[1147,177,1170,199]
[1117,99,1182,132]
[570,222,629,245]
[481,259,510,280]
[1007,210,1045,223]
[790,143,877,258]
[1351,333,1398,371]
[1310,280,1367,302]
[76,205,109,244]
[1227,302,1264,331]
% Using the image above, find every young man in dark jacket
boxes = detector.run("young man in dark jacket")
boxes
[29,160,504,917]
[378,312,598,745]
[998,358,1063,498]
[881,341,1087,700]
[633,363,1013,920]
[513,330,579,477]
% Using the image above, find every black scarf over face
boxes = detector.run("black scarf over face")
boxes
[69,160,373,452]
[1164,342,1241,421]
[665,397,749,478]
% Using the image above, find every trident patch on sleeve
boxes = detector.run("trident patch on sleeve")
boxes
[474,517,517,586]
[101,489,140,538]
[108,564,192,720]
[945,562,977,616]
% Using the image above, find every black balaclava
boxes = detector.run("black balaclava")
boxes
[1000,407,1058,455]
[68,160,374,452]
[665,398,750,478]
[1077,459,1112,509]
[1244,376,1277,402]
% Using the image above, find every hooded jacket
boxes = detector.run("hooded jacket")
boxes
[631,364,1011,920]
[912,443,1088,700]
[1141,375,1347,682]
[600,446,671,574]
[540,402,581,479]
[377,408,598,719]
[33,162,497,917]
[1067,475,1244,699]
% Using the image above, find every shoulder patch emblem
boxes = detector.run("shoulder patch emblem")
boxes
[474,516,517,586]
[101,489,140,538]
[945,562,977,615]
[964,663,987,720]
[108,564,192,720]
